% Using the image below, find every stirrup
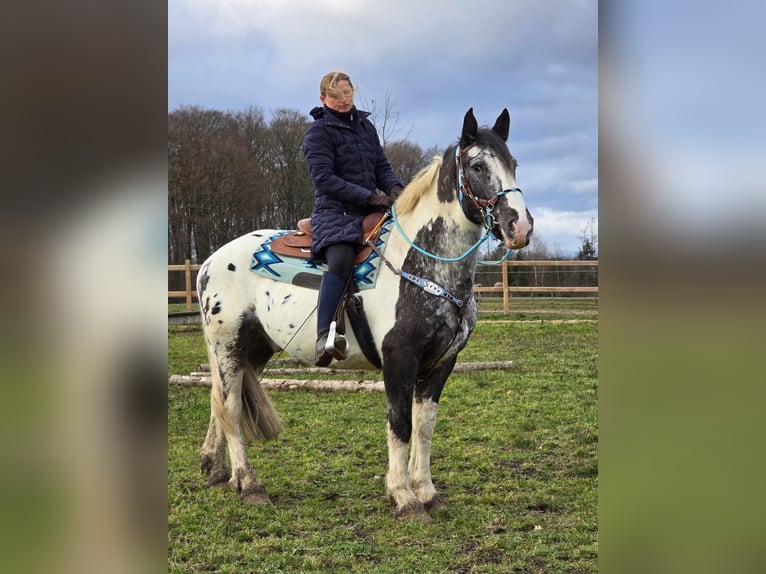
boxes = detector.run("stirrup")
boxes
[325,321,349,360]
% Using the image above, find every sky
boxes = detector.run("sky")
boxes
[169,0,598,256]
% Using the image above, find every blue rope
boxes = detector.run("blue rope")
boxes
[478,248,513,266]
[390,204,489,262]
[390,204,511,266]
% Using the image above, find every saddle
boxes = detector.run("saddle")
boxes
[270,211,387,264]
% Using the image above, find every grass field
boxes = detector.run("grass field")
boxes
[168,301,598,573]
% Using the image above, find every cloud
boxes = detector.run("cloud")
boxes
[531,207,598,256]
[168,0,598,255]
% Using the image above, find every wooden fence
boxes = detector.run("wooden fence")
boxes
[168,259,598,314]
[168,260,201,311]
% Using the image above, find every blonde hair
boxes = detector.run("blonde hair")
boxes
[320,70,357,98]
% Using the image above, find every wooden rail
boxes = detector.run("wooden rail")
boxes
[168,259,598,314]
[168,260,202,310]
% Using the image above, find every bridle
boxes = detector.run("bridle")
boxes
[455,144,521,240]
[363,144,521,311]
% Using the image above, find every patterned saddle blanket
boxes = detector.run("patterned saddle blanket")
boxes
[249,216,393,291]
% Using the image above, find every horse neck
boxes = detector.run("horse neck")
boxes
[392,156,484,270]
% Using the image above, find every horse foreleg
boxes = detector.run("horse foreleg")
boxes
[408,397,445,511]
[383,368,430,520]
[385,421,428,519]
[409,358,453,512]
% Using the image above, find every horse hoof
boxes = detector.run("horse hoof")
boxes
[240,488,273,506]
[424,495,447,512]
[395,501,431,521]
[201,457,231,486]
[204,472,231,487]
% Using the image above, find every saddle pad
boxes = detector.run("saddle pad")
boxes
[270,232,374,264]
[249,218,393,290]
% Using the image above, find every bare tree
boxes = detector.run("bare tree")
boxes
[358,91,412,149]
[168,105,269,263]
[263,108,314,228]
[384,140,438,186]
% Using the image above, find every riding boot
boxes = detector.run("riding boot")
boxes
[315,271,349,366]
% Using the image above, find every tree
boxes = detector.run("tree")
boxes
[168,105,269,264]
[576,218,598,261]
[384,140,437,186]
[167,95,457,266]
[358,91,412,149]
[263,108,314,228]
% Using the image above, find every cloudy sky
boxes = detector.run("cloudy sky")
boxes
[169,0,598,256]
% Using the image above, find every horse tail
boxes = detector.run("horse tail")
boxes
[209,357,285,443]
[240,363,284,441]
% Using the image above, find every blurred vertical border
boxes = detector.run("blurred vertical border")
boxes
[600,1,766,573]
[0,2,167,573]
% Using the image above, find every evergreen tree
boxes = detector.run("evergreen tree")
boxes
[576,218,598,261]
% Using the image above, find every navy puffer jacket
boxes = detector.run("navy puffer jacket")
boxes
[302,105,402,259]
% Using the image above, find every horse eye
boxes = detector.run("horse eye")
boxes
[471,163,483,173]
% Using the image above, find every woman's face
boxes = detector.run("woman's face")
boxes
[321,79,354,113]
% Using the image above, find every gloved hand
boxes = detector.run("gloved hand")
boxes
[389,185,404,199]
[367,193,394,209]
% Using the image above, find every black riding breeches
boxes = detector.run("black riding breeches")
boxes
[322,242,356,280]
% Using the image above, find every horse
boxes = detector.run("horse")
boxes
[195,108,534,520]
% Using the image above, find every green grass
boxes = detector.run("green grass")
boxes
[476,296,598,321]
[169,303,199,314]
[168,311,597,573]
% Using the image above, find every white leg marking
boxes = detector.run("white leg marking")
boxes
[385,422,420,511]
[409,398,440,504]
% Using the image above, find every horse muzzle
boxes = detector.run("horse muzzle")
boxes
[501,208,534,249]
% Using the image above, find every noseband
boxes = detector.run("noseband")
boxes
[455,144,521,239]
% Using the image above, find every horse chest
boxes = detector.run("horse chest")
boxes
[386,291,476,368]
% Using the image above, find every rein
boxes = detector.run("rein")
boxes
[389,204,512,267]
[365,227,467,309]
[391,204,489,263]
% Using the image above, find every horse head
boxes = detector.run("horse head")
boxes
[452,108,534,249]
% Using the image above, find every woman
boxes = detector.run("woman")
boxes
[302,71,404,366]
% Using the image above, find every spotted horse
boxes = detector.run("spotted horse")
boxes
[195,108,534,520]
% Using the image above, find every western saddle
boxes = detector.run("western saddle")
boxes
[269,211,387,264]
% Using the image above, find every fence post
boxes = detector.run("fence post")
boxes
[501,259,509,315]
[185,259,192,311]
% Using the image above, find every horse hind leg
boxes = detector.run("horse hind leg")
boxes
[210,360,273,505]
[200,408,230,487]
[205,333,284,505]
[200,341,230,486]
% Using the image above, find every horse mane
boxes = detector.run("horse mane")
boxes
[395,156,443,216]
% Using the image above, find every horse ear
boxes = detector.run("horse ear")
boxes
[492,109,510,141]
[460,107,478,147]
